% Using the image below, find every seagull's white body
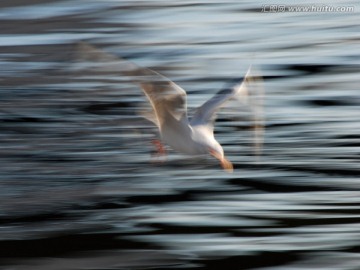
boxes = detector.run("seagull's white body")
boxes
[77,42,264,172]
[162,122,220,156]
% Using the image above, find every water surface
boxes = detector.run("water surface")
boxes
[0,0,359,269]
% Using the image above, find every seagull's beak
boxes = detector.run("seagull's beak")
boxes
[209,149,233,173]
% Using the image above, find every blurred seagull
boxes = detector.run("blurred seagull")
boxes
[76,42,264,172]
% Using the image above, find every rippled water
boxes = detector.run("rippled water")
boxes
[0,0,359,269]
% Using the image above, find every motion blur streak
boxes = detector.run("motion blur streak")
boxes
[0,0,359,269]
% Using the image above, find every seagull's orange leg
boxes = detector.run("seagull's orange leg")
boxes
[151,139,167,162]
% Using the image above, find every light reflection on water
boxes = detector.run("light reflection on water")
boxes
[0,0,359,269]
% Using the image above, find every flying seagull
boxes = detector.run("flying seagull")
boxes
[76,42,264,172]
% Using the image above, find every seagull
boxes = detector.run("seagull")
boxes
[76,42,264,173]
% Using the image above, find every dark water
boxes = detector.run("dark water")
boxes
[0,0,359,269]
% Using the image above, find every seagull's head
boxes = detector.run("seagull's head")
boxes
[208,142,233,173]
[191,125,233,172]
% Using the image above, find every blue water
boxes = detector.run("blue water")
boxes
[0,0,359,269]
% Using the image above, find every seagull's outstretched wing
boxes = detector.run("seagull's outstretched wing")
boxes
[191,66,264,155]
[75,42,190,132]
